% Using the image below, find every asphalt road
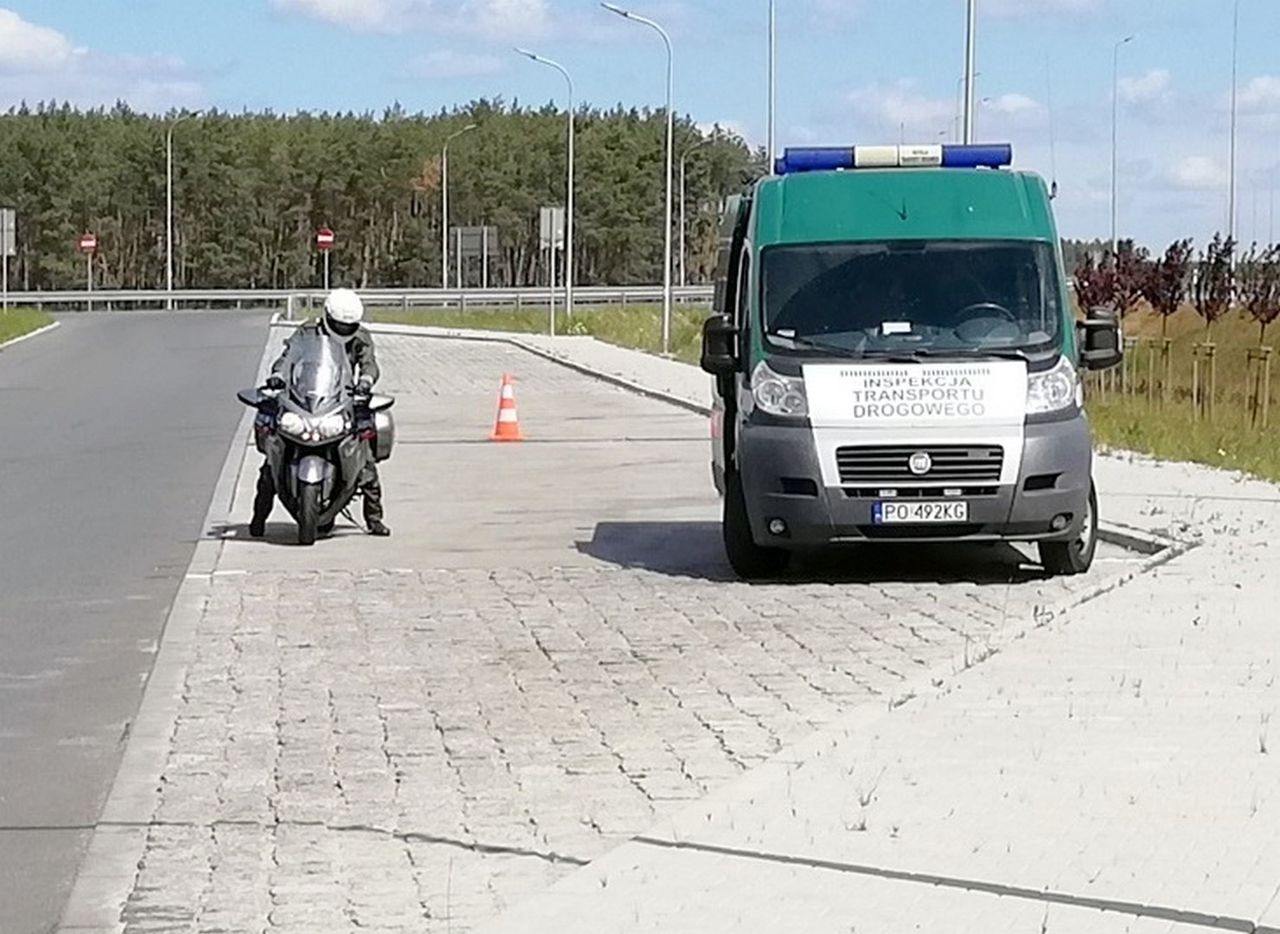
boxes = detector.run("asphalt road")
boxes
[0,311,269,934]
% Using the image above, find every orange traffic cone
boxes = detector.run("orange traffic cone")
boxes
[490,374,525,442]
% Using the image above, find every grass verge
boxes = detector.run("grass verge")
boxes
[376,300,1280,483]
[0,307,54,345]
[1090,395,1280,483]
[369,303,707,364]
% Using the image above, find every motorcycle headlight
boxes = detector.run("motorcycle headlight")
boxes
[278,412,307,437]
[1026,356,1080,416]
[751,361,808,418]
[316,413,348,439]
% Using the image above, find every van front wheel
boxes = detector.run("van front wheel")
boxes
[724,470,790,580]
[1039,483,1098,576]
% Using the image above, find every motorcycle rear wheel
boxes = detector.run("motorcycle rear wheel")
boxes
[297,482,321,546]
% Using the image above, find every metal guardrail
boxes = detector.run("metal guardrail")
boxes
[7,285,715,311]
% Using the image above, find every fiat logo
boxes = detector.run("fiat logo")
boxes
[908,452,933,476]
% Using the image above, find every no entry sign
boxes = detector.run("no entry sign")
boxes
[78,233,98,254]
[315,227,336,252]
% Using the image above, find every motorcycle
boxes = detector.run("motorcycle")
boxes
[237,328,395,545]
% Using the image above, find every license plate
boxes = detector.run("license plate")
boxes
[873,501,969,524]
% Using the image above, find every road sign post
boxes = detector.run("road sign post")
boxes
[451,226,499,291]
[315,227,335,291]
[78,233,97,312]
[539,207,565,335]
[0,208,14,310]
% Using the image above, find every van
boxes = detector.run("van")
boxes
[700,143,1122,580]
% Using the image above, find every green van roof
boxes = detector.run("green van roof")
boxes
[752,168,1058,247]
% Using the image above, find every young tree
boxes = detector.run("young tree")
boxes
[1192,233,1236,338]
[1111,239,1151,316]
[1141,239,1194,337]
[1072,251,1114,313]
[1238,243,1280,343]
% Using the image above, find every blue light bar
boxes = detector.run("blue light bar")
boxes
[774,143,1012,175]
[942,144,1013,168]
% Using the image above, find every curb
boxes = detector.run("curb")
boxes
[0,318,60,352]
[56,330,275,933]
[358,321,1191,564]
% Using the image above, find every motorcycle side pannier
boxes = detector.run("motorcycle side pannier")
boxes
[373,411,395,462]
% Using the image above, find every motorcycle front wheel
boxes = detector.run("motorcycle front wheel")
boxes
[297,481,321,546]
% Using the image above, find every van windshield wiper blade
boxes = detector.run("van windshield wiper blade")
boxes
[767,333,852,356]
[864,347,1035,363]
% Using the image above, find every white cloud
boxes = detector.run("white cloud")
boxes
[1119,69,1171,105]
[1168,156,1227,192]
[407,49,502,79]
[845,81,952,136]
[0,10,203,111]
[272,0,549,38]
[459,0,548,39]
[985,93,1041,116]
[1238,75,1280,115]
[0,8,79,73]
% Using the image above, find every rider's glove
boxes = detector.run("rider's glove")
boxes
[265,375,286,391]
[356,377,374,395]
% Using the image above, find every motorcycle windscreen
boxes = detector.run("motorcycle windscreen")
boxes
[285,331,352,413]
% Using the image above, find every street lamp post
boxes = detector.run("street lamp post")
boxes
[767,0,776,168]
[603,2,675,355]
[954,72,980,141]
[441,124,478,291]
[1111,34,1135,254]
[166,111,202,311]
[517,49,575,319]
[1270,171,1276,244]
[974,96,993,140]
[1228,0,1240,246]
[680,138,711,287]
[962,0,977,143]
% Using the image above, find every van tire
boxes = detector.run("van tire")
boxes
[1039,483,1098,576]
[724,470,790,580]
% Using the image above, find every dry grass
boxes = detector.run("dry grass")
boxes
[1088,304,1280,482]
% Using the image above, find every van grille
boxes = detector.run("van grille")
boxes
[835,445,1004,485]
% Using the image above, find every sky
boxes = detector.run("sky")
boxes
[0,0,1276,250]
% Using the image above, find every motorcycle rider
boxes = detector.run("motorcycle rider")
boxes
[249,288,391,538]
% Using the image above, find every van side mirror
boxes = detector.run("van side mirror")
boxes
[1078,306,1122,371]
[700,314,738,376]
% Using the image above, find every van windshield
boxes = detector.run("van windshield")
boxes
[761,240,1062,357]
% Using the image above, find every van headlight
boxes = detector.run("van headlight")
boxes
[1026,356,1080,415]
[752,361,808,418]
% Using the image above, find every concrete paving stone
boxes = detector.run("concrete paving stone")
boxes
[80,335,1192,934]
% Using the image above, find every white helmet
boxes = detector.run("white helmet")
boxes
[324,288,364,336]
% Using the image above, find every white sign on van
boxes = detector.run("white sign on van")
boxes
[803,361,1027,428]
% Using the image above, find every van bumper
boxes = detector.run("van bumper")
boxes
[738,415,1092,546]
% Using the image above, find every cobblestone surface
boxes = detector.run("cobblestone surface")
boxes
[105,336,1153,933]
[120,559,1137,933]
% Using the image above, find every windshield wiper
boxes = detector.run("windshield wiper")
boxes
[862,347,1035,363]
[766,333,852,356]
